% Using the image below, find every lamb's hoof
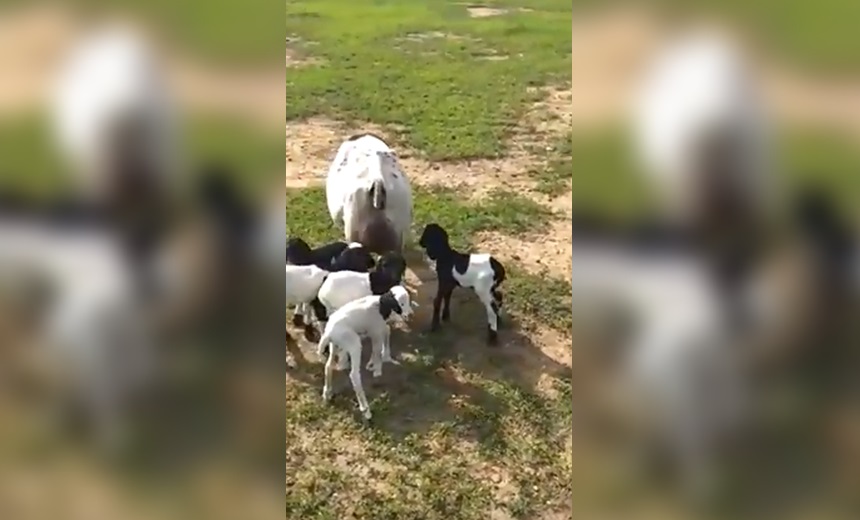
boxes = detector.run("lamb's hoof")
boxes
[429,322,440,333]
[441,312,451,322]
[322,389,333,402]
[361,409,373,421]
[292,314,305,327]
[487,328,499,346]
[303,325,319,342]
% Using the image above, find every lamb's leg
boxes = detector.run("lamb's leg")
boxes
[441,290,453,322]
[366,332,384,377]
[337,348,350,370]
[492,286,504,328]
[348,347,372,420]
[322,345,336,402]
[430,290,444,332]
[478,289,500,346]
[303,324,319,342]
[381,324,395,364]
[291,304,306,327]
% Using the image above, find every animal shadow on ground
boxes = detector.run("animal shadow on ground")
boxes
[287,247,571,446]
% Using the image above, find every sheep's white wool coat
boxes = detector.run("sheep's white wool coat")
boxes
[51,26,179,200]
[631,32,773,223]
[325,135,413,245]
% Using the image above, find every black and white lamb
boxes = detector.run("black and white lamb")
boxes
[285,237,375,327]
[417,223,506,345]
[312,252,407,322]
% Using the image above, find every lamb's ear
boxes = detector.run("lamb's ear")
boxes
[378,294,393,319]
[379,293,402,319]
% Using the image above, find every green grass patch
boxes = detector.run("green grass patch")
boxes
[575,0,860,75]
[286,184,557,249]
[286,361,572,519]
[665,0,860,76]
[286,0,571,160]
[61,0,282,65]
[571,125,860,223]
[571,126,654,223]
[0,112,282,200]
[531,132,573,195]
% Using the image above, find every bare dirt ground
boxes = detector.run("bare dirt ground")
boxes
[0,5,284,130]
[571,5,860,140]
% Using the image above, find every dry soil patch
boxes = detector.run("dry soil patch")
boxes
[571,5,860,140]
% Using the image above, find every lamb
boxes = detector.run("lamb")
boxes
[325,134,413,254]
[286,237,374,271]
[313,252,407,320]
[569,235,749,502]
[285,264,330,341]
[285,237,375,327]
[417,223,506,345]
[315,287,415,420]
[0,218,156,454]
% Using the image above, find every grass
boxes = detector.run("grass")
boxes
[0,112,283,200]
[286,3,573,516]
[286,347,572,519]
[286,183,573,518]
[286,0,571,160]
[570,124,860,223]
[574,0,860,76]
[531,132,574,195]
[56,0,281,65]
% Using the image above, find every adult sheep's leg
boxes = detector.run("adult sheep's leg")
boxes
[348,346,372,419]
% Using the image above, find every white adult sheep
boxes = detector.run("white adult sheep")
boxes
[631,31,774,238]
[50,25,180,209]
[325,134,413,254]
[315,286,415,420]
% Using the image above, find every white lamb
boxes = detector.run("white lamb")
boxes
[315,287,415,420]
[311,253,407,362]
[0,221,156,453]
[285,264,330,341]
[325,134,413,254]
[570,237,750,501]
